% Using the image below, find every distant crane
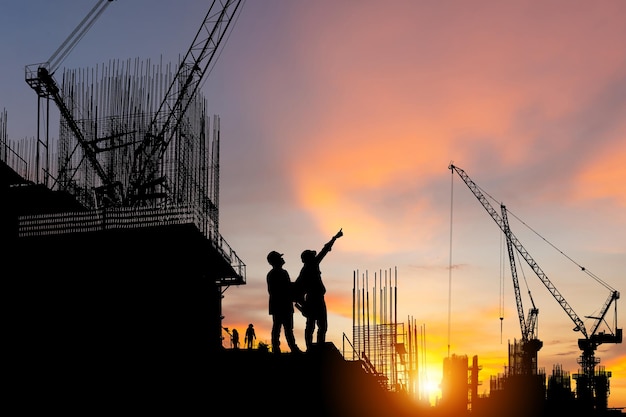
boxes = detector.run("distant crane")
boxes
[449,163,622,408]
[501,204,543,376]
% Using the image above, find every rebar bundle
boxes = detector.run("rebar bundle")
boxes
[53,57,219,216]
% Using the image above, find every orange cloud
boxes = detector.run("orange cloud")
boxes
[575,145,626,207]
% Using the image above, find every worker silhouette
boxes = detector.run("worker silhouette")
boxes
[244,323,256,349]
[266,251,302,354]
[294,228,343,351]
[231,328,240,349]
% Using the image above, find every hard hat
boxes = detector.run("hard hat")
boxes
[267,251,283,264]
[301,249,316,262]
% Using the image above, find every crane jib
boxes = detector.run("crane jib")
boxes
[448,163,621,347]
[128,0,244,205]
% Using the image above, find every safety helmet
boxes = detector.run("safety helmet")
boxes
[267,250,284,264]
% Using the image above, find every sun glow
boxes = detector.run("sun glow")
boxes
[419,366,442,406]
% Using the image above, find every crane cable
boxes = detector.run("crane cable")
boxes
[447,166,454,358]
[504,206,615,292]
[499,230,505,344]
[470,179,614,293]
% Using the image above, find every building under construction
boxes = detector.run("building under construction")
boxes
[350,268,428,404]
[2,1,247,412]
[346,264,622,416]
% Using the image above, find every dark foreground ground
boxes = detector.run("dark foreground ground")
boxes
[216,343,422,417]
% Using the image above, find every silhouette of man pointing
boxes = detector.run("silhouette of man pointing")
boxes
[294,228,343,351]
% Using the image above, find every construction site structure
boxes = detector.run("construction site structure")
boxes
[349,267,427,402]
[15,0,246,276]
[441,349,613,417]
[438,354,483,414]
[24,0,243,209]
[5,0,248,316]
[5,56,238,262]
[2,1,248,412]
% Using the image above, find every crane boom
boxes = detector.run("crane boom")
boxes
[48,0,114,74]
[590,292,619,336]
[25,0,116,200]
[449,163,588,337]
[34,67,112,187]
[128,0,243,205]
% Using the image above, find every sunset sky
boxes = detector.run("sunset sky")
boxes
[1,0,625,408]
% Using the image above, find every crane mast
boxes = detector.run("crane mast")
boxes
[502,205,541,341]
[502,204,542,375]
[501,204,532,340]
[127,0,243,206]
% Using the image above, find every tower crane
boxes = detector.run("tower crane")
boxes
[127,0,243,206]
[449,163,622,405]
[501,204,543,375]
[25,0,119,201]
[25,0,244,208]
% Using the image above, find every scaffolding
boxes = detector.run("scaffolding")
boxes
[2,57,245,284]
[351,267,419,398]
[1,109,34,183]
[4,58,223,232]
[52,58,220,213]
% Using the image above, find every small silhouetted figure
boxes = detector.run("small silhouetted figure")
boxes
[232,328,240,349]
[266,251,302,354]
[244,323,256,349]
[295,228,343,351]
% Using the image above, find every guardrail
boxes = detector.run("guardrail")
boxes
[17,204,246,281]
